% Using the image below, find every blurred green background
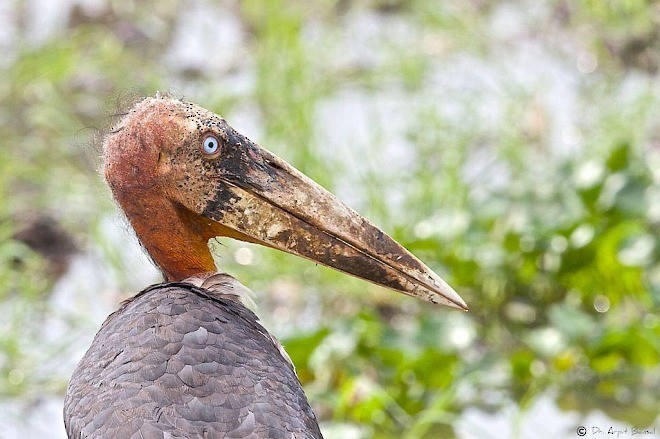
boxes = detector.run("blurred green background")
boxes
[1,0,659,438]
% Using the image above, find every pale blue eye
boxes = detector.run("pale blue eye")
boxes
[202,136,220,155]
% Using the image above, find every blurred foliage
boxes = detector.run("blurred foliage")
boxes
[281,140,660,436]
[0,0,659,437]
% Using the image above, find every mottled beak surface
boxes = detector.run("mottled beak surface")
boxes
[199,119,467,311]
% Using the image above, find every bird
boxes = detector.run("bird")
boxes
[63,95,467,438]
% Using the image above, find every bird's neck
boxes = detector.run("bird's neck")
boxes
[119,191,218,281]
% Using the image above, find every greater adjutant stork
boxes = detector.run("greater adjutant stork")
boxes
[64,96,467,438]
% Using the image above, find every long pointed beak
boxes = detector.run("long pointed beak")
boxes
[201,128,468,311]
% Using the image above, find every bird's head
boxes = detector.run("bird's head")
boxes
[104,96,467,310]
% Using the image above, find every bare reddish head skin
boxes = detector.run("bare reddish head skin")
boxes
[104,98,219,281]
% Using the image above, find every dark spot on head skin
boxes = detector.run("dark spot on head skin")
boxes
[202,185,236,222]
[225,129,242,147]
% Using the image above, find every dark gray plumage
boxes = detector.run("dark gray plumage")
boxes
[64,274,322,439]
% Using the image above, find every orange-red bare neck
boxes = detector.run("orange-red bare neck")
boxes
[120,194,217,281]
[103,99,218,281]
